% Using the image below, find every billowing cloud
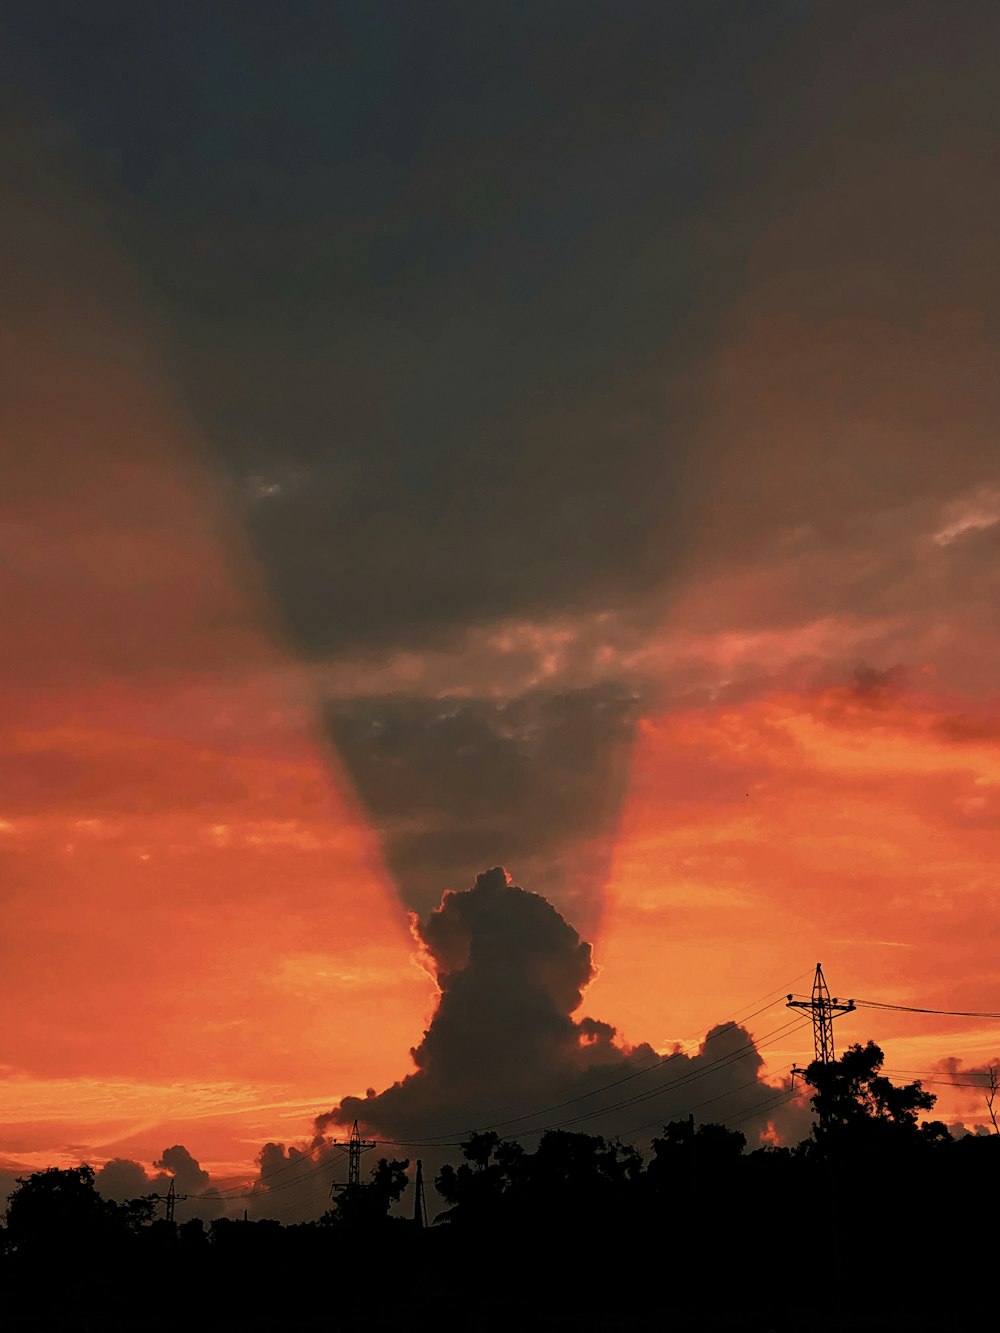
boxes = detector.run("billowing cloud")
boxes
[94,1157,154,1203]
[247,1140,340,1224]
[93,1145,227,1222]
[312,870,806,1166]
[154,1145,211,1198]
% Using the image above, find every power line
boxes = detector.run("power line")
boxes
[618,1057,805,1140]
[727,1086,801,1130]
[366,974,814,1148]
[199,973,823,1207]
[851,999,1000,1020]
[138,969,1000,1221]
[228,1027,813,1212]
[380,1014,812,1148]
[172,975,1000,1211]
[354,970,815,1146]
[224,1015,813,1207]
[882,1067,998,1091]
[526,1017,808,1138]
[395,995,794,1146]
[212,1142,352,1200]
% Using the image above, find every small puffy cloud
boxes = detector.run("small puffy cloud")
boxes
[247,1140,338,1222]
[93,1145,226,1221]
[94,1157,153,1202]
[154,1144,210,1197]
[81,1145,234,1223]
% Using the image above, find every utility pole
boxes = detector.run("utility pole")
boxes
[150,1176,189,1223]
[329,1119,377,1199]
[788,963,857,1299]
[412,1159,428,1229]
[788,963,855,1080]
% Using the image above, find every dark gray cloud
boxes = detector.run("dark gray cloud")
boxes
[248,1138,352,1223]
[93,1145,226,1221]
[247,869,806,1220]
[312,870,805,1161]
[154,1144,210,1197]
[0,0,819,654]
[94,1156,154,1203]
[327,684,639,923]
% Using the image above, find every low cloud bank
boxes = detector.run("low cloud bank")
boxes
[94,1144,226,1221]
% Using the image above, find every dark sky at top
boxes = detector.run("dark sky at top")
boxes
[5,1,999,922]
[3,0,794,644]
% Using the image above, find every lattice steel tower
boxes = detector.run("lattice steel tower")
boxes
[329,1119,377,1196]
[787,963,855,1066]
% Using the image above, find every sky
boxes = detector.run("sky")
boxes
[2,1,999,1218]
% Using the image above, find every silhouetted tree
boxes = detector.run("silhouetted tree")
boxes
[803,1040,940,1153]
[642,1119,748,1239]
[521,1128,641,1211]
[985,1064,999,1135]
[321,1157,410,1228]
[460,1130,502,1171]
[4,1165,138,1257]
[648,1118,746,1173]
[435,1132,525,1226]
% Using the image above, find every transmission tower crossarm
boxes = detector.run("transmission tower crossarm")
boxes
[787,963,855,1066]
[149,1177,190,1223]
[328,1118,377,1194]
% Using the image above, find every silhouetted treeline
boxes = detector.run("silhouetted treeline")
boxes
[2,1044,997,1332]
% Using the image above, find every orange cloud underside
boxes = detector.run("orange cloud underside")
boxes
[591,684,1000,1127]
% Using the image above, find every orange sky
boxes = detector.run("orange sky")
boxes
[592,681,1000,1126]
[3,51,1000,1201]
[4,334,997,1184]
[0,207,435,1181]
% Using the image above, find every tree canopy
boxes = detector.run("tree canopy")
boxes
[802,1039,945,1153]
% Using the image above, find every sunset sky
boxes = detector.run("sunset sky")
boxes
[2,2,999,1215]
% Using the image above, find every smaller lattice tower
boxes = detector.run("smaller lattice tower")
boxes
[329,1119,377,1198]
[150,1176,189,1223]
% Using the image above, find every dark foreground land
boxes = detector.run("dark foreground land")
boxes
[3,1136,994,1333]
[4,1046,997,1333]
[1,1229,989,1333]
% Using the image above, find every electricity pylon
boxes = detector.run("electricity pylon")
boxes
[329,1119,377,1198]
[787,963,855,1080]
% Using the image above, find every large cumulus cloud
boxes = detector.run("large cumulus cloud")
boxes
[311,870,805,1157]
[247,870,807,1221]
